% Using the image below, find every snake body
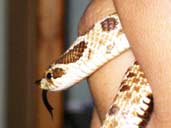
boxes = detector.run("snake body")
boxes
[101,62,153,128]
[37,13,153,127]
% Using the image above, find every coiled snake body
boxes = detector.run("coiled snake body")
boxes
[36,13,153,128]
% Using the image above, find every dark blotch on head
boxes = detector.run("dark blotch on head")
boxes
[52,68,65,79]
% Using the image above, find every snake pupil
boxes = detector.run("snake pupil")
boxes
[46,73,52,79]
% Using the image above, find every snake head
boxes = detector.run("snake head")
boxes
[35,71,53,90]
[35,67,66,91]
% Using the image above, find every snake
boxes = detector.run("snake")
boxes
[36,13,153,128]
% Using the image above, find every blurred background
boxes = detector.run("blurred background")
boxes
[0,0,94,128]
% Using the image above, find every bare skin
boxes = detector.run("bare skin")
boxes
[79,1,135,121]
[78,0,171,127]
[113,0,171,127]
[79,0,155,127]
[90,108,101,128]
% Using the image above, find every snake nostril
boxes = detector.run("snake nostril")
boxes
[46,72,52,79]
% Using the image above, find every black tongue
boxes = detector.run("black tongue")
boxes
[42,90,54,119]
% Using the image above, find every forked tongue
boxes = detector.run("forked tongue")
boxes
[42,90,54,119]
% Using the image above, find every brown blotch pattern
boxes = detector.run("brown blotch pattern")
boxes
[120,80,127,86]
[127,72,136,78]
[134,61,139,65]
[139,73,145,78]
[133,78,140,83]
[125,67,132,75]
[120,85,130,92]
[138,94,153,128]
[56,41,87,64]
[125,92,132,99]
[134,86,140,92]
[108,105,119,116]
[52,68,65,79]
[101,18,118,31]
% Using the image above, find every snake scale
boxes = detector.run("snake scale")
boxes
[36,13,153,128]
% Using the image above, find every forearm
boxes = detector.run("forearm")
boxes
[113,0,171,127]
[90,108,101,128]
[78,0,135,121]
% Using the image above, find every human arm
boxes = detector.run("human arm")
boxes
[78,0,135,122]
[113,0,171,127]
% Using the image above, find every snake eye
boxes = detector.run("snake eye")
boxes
[46,72,52,79]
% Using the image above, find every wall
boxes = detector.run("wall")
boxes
[0,0,7,127]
